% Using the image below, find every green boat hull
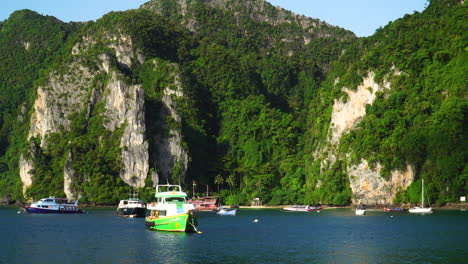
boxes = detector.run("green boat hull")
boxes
[145,212,198,232]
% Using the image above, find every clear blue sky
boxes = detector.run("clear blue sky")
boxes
[268,0,428,37]
[1,0,427,37]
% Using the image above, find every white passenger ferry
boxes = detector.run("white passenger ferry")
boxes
[24,196,83,214]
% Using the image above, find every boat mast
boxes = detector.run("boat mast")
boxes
[422,179,425,207]
[192,180,195,199]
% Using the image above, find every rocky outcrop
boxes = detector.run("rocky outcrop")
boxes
[63,151,77,200]
[28,62,96,145]
[104,72,148,188]
[348,160,414,204]
[19,154,34,195]
[21,30,152,196]
[107,31,145,68]
[142,0,355,43]
[318,70,414,205]
[19,24,193,197]
[330,72,390,144]
[22,61,96,198]
[147,60,188,185]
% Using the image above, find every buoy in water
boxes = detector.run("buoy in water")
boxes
[253,219,258,223]
[317,210,320,213]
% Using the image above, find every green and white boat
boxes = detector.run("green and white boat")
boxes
[145,184,199,233]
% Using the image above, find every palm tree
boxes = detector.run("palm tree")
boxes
[226,174,236,192]
[214,174,224,194]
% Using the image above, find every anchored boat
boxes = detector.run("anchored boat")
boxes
[409,179,433,214]
[24,196,83,214]
[217,207,237,216]
[145,184,199,232]
[117,193,146,218]
[283,205,323,212]
[355,206,366,215]
[384,207,406,212]
[187,196,219,211]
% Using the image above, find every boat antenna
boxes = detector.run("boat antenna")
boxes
[192,180,196,199]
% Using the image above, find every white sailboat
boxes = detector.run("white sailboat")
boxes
[409,179,433,213]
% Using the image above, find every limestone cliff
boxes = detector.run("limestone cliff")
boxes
[330,72,390,145]
[103,72,148,188]
[28,61,96,144]
[20,60,98,198]
[18,23,192,199]
[319,70,413,205]
[146,60,188,185]
[348,160,414,205]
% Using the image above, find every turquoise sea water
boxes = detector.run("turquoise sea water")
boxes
[1,206,467,264]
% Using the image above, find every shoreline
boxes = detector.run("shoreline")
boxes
[240,203,468,210]
[3,202,467,209]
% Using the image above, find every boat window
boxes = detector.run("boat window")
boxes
[166,197,185,203]
[158,210,166,217]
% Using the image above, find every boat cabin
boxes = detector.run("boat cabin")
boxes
[27,196,81,213]
[146,184,195,218]
[187,196,218,211]
[118,198,145,208]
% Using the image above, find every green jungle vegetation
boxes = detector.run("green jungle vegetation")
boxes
[0,10,83,202]
[0,0,466,206]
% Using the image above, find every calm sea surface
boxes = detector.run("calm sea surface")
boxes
[1,206,467,264]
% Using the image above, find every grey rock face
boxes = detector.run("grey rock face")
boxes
[316,70,413,205]
[28,62,96,145]
[348,160,414,205]
[19,153,34,196]
[20,30,189,198]
[104,73,149,188]
[63,151,77,200]
[146,60,188,185]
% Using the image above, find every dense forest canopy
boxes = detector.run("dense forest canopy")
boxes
[0,0,466,206]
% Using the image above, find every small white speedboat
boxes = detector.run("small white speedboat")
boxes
[355,207,366,215]
[217,207,237,215]
[283,205,310,212]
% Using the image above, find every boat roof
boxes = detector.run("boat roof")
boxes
[40,196,68,201]
[120,198,144,202]
[154,184,187,198]
[156,184,182,192]
[155,191,187,198]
